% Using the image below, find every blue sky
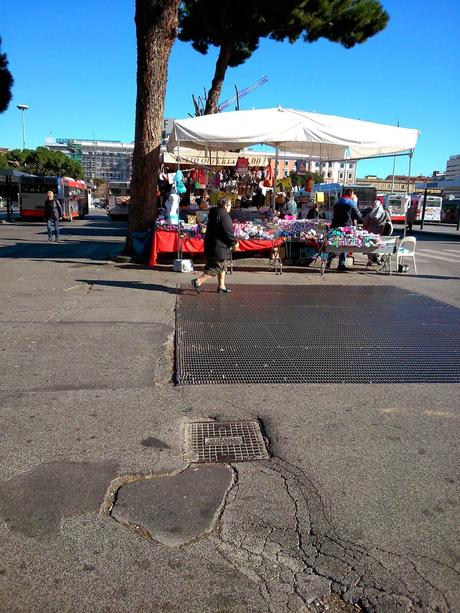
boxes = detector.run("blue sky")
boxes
[1,0,459,178]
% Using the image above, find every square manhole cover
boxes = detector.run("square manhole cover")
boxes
[183,421,269,463]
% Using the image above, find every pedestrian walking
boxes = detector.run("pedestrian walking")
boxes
[405,197,417,233]
[191,198,238,294]
[44,191,62,242]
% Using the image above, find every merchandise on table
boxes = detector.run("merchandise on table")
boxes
[155,217,329,242]
[326,226,385,249]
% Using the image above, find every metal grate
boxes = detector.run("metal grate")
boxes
[175,285,460,385]
[183,421,269,463]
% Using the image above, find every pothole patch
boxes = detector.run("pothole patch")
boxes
[111,464,234,546]
[183,420,269,463]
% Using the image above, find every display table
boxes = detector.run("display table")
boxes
[320,237,398,275]
[148,229,284,267]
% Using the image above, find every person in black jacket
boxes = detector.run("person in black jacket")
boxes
[44,191,63,242]
[326,188,362,271]
[191,198,238,294]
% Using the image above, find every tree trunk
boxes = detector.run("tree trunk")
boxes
[126,0,180,254]
[204,45,232,115]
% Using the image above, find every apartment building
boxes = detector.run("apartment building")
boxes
[45,119,175,182]
[446,154,460,180]
[270,155,356,182]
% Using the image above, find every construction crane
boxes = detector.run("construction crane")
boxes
[218,75,268,112]
[189,75,268,117]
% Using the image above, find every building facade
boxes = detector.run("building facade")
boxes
[354,175,432,193]
[446,154,460,180]
[269,156,356,183]
[45,137,134,182]
[45,119,175,182]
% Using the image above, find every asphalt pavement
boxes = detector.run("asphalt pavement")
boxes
[0,212,459,613]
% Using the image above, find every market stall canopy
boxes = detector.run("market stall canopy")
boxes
[167,107,420,161]
[162,148,268,167]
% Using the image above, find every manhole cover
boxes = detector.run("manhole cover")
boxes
[183,421,269,463]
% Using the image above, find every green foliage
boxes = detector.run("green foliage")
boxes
[0,152,10,169]
[179,0,389,113]
[1,147,84,179]
[0,36,14,113]
[290,170,324,187]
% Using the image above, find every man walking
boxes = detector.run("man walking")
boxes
[44,191,62,242]
[191,198,238,294]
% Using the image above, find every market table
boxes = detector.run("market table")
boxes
[148,229,284,267]
[320,237,398,275]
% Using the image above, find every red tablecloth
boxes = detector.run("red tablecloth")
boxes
[148,229,284,266]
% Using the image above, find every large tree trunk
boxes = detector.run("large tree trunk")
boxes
[204,45,232,115]
[126,0,180,254]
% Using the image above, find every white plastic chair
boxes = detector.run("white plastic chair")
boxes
[396,236,417,274]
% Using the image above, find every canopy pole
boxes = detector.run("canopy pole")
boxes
[407,150,413,195]
[272,146,279,211]
[177,140,181,260]
[403,151,413,238]
[420,188,427,231]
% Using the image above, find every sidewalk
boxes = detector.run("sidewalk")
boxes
[0,214,458,613]
[393,222,460,238]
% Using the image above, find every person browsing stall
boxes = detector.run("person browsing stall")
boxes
[191,198,239,294]
[363,200,392,264]
[326,188,362,271]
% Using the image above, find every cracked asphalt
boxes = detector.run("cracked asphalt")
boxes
[0,212,459,612]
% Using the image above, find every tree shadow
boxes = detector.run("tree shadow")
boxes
[77,279,178,294]
[0,241,120,261]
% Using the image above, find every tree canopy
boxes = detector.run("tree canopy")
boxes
[290,170,324,187]
[179,0,389,114]
[0,37,14,113]
[3,147,84,178]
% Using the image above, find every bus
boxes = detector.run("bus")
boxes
[20,175,90,220]
[383,194,410,222]
[105,181,130,219]
[413,194,443,222]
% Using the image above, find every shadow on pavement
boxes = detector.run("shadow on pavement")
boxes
[0,241,120,261]
[77,279,178,294]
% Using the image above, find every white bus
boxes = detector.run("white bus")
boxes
[384,194,410,223]
[418,195,443,222]
[105,181,130,219]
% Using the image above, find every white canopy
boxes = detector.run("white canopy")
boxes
[167,107,420,161]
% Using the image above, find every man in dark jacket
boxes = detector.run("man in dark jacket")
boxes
[44,190,63,242]
[191,198,238,294]
[327,188,362,271]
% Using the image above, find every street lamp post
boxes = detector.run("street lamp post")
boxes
[16,104,29,150]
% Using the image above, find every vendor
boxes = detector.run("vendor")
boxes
[284,192,298,218]
[326,188,362,272]
[307,203,319,219]
[199,190,210,209]
[275,191,286,211]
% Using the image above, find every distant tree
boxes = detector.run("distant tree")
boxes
[92,176,106,187]
[0,37,14,113]
[179,0,389,114]
[0,152,10,169]
[5,147,84,178]
[127,0,181,254]
[290,170,324,187]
